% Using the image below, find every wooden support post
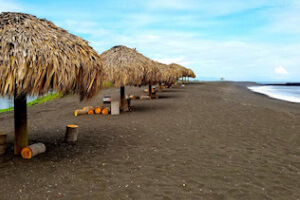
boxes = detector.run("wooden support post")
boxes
[14,91,28,155]
[181,76,184,84]
[148,85,152,97]
[120,86,125,111]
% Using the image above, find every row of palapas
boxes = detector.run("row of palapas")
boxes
[0,12,195,155]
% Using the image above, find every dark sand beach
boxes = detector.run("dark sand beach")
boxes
[0,82,299,199]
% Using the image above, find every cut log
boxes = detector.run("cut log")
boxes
[101,107,111,115]
[0,133,7,155]
[87,109,94,115]
[94,106,104,114]
[111,101,120,115]
[21,143,46,159]
[74,109,87,116]
[83,106,94,111]
[65,124,79,142]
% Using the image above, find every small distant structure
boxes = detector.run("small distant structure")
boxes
[220,77,225,81]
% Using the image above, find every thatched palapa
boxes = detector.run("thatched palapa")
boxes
[101,45,161,110]
[154,61,178,86]
[187,68,196,78]
[101,45,160,87]
[0,12,103,155]
[0,12,103,100]
[169,63,188,78]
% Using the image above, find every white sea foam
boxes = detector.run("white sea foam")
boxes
[248,86,300,103]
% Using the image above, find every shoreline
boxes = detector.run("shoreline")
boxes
[247,85,300,104]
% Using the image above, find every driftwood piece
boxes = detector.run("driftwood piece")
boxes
[21,143,46,159]
[74,109,87,116]
[65,124,79,142]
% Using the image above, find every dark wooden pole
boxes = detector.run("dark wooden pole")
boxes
[188,77,189,82]
[148,84,152,97]
[14,91,28,155]
[120,86,125,111]
[181,76,184,84]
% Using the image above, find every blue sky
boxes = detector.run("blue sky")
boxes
[1,0,300,82]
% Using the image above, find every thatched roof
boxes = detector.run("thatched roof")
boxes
[100,45,161,87]
[0,12,103,100]
[169,63,188,78]
[154,61,178,85]
[187,68,196,78]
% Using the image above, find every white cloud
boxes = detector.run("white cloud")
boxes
[275,66,288,75]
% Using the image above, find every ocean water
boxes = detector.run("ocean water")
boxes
[0,96,37,110]
[248,86,300,103]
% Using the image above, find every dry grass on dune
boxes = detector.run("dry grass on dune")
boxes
[0,12,103,100]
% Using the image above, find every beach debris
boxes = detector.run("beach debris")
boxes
[21,143,46,159]
[65,124,79,142]
[0,133,7,155]
[111,101,120,115]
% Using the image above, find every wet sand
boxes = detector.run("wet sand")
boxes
[0,82,299,199]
